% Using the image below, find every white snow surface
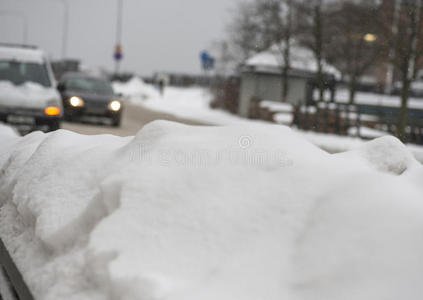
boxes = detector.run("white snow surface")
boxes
[112,79,423,162]
[1,121,423,300]
[0,123,19,137]
[273,112,293,125]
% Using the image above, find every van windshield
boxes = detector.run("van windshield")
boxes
[0,60,52,87]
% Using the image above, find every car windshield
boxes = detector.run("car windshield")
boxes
[0,60,51,87]
[65,77,114,95]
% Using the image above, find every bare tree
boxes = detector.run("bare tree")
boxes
[295,0,327,102]
[210,40,235,77]
[394,0,423,141]
[384,0,401,94]
[273,0,294,100]
[227,1,277,64]
[324,0,385,104]
[228,0,297,101]
[254,0,296,100]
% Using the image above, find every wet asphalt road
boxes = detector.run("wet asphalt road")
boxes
[61,102,209,136]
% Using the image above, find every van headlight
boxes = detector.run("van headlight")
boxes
[69,96,84,107]
[108,100,121,111]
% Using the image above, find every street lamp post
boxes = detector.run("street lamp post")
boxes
[385,0,401,94]
[61,0,69,59]
[56,0,70,59]
[115,0,124,75]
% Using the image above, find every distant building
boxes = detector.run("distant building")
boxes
[238,42,339,117]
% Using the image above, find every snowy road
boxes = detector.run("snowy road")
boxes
[61,102,209,136]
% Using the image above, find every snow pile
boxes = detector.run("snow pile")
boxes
[0,123,19,138]
[112,77,159,101]
[1,121,423,300]
[338,136,415,175]
[0,81,59,108]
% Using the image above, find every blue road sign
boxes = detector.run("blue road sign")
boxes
[200,50,215,70]
[114,44,123,61]
[114,52,122,60]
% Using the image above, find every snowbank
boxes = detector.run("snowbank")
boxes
[111,79,423,160]
[0,123,19,138]
[112,77,159,101]
[1,121,423,300]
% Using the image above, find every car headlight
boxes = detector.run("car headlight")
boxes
[69,96,84,107]
[108,100,121,111]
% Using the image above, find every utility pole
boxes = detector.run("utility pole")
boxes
[61,0,69,59]
[115,0,124,75]
[397,0,421,141]
[408,0,422,80]
[384,0,401,94]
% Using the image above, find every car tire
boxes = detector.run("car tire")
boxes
[47,120,60,132]
[111,115,121,127]
[64,112,76,122]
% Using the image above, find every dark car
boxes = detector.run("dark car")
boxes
[58,73,122,126]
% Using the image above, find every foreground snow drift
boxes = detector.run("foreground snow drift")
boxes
[0,121,423,300]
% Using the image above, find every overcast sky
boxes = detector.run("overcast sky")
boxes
[0,0,241,76]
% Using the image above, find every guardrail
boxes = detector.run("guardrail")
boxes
[0,238,35,300]
[249,97,423,144]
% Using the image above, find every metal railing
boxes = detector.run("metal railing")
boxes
[0,238,35,300]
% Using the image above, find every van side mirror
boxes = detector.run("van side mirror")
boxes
[57,82,65,92]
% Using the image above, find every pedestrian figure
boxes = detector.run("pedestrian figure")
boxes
[158,79,165,96]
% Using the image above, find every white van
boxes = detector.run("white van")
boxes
[0,44,63,132]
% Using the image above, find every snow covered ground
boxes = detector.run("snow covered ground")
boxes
[113,77,423,162]
[113,77,249,125]
[1,120,423,300]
